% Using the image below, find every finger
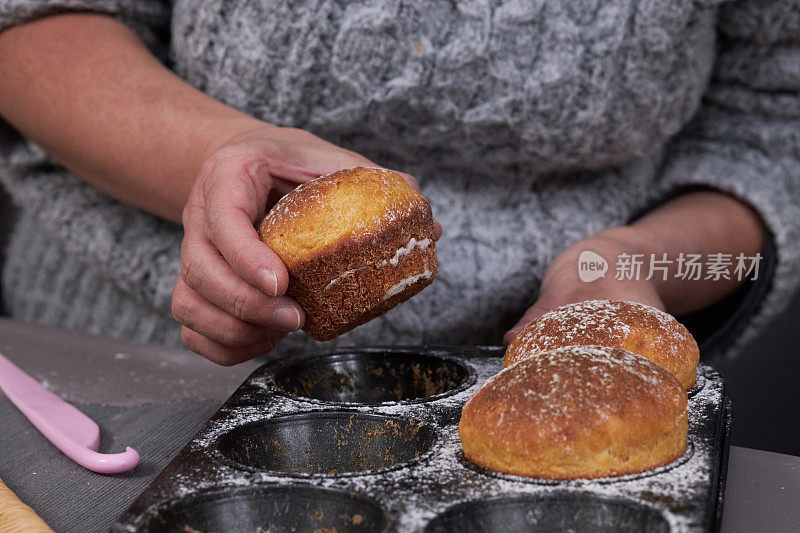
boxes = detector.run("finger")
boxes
[172,277,288,347]
[433,220,443,241]
[264,132,375,182]
[204,187,290,296]
[181,326,283,366]
[200,155,292,297]
[391,170,421,192]
[181,214,305,329]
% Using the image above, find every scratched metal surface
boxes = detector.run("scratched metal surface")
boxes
[112,346,730,533]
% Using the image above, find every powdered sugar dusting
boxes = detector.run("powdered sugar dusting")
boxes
[514,300,632,345]
[323,268,359,291]
[463,346,686,461]
[383,269,433,301]
[259,167,430,249]
[321,236,433,292]
[113,349,727,533]
[381,237,432,267]
[505,300,699,388]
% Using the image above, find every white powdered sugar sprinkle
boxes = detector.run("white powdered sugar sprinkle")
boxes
[117,350,724,533]
[321,236,432,292]
[382,269,433,301]
[381,237,432,267]
[323,268,359,291]
[510,300,695,365]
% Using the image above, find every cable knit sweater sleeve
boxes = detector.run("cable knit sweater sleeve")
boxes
[656,0,800,356]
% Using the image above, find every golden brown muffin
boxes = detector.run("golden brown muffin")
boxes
[258,167,438,341]
[460,345,688,479]
[503,300,699,389]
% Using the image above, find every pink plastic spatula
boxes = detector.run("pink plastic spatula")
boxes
[0,350,139,474]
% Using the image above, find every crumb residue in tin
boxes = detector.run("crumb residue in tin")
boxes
[122,352,723,533]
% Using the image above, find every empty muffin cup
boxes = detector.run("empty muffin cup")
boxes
[271,351,475,405]
[138,484,389,533]
[424,493,670,533]
[215,412,437,476]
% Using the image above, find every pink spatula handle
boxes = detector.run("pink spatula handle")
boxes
[0,351,138,474]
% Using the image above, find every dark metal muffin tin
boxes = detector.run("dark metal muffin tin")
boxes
[112,346,730,532]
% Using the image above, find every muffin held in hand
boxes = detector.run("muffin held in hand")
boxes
[460,345,688,479]
[258,167,438,341]
[504,300,699,389]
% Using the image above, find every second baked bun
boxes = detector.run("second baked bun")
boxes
[460,345,688,479]
[504,300,699,389]
[258,167,438,341]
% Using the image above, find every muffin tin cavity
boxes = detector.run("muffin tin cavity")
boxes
[272,352,474,405]
[114,350,729,532]
[424,493,670,533]
[137,484,388,533]
[215,412,437,476]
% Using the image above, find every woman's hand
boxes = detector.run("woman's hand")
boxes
[172,123,423,365]
[504,191,764,344]
[0,14,435,364]
[503,227,665,344]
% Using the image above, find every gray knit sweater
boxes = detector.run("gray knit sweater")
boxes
[1,0,799,358]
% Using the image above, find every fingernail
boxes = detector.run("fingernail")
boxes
[274,306,302,331]
[251,341,274,356]
[258,269,278,296]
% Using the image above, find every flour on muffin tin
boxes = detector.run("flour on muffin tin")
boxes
[113,349,727,533]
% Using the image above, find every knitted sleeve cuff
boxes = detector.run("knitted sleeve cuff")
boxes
[639,0,800,359]
[654,145,800,359]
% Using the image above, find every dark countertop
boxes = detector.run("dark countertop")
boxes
[0,317,798,532]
